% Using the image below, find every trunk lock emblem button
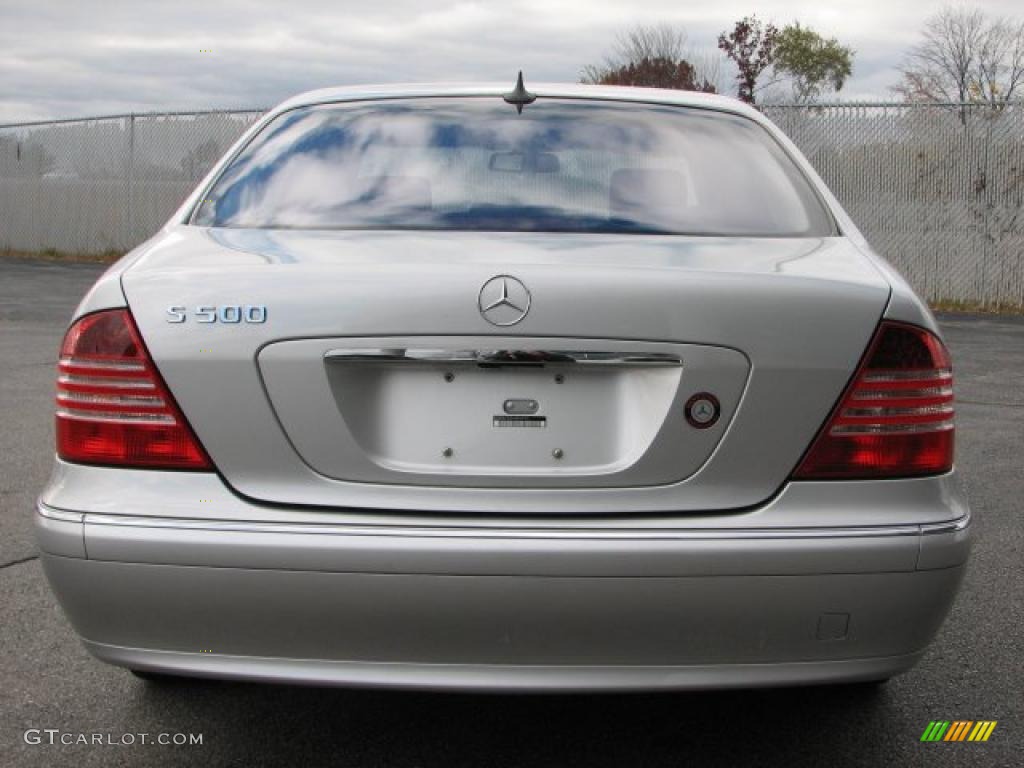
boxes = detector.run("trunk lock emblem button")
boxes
[686,393,721,429]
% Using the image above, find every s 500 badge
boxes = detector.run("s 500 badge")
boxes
[166,305,267,324]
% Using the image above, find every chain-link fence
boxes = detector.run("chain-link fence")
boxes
[0,110,265,254]
[1,102,1022,307]
[763,102,1024,309]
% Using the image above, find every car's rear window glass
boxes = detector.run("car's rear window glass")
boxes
[192,98,834,237]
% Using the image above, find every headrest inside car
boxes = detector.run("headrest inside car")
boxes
[353,176,432,209]
[609,169,687,229]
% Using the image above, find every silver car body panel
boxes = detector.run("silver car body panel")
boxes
[39,84,968,690]
[36,471,969,689]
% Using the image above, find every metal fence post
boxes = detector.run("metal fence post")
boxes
[125,113,135,250]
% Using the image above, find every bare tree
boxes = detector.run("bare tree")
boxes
[581,23,720,92]
[894,6,1024,105]
[973,16,1024,102]
[688,49,730,95]
[612,23,688,64]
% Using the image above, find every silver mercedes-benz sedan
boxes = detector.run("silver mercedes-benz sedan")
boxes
[36,81,970,691]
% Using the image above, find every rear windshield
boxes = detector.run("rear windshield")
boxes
[192,98,834,237]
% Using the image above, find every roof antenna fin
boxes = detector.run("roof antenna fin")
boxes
[503,71,536,114]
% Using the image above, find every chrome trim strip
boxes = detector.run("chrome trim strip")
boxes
[36,504,84,524]
[841,404,953,418]
[324,348,683,367]
[56,408,176,425]
[58,374,155,389]
[862,368,952,383]
[59,357,147,372]
[852,386,953,400]
[920,509,971,535]
[830,421,955,435]
[74,510,941,541]
[58,391,165,406]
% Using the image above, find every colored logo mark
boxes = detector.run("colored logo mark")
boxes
[921,721,997,742]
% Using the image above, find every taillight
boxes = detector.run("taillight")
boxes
[56,309,212,470]
[793,321,954,480]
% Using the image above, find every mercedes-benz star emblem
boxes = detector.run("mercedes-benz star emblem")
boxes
[478,275,531,326]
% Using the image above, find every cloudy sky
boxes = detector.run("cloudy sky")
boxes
[1,0,1020,123]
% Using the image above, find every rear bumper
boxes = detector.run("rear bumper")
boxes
[78,639,926,692]
[35,472,971,691]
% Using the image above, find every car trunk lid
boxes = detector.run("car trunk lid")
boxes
[121,225,889,514]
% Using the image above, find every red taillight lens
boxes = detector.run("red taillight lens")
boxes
[793,321,954,480]
[56,309,212,470]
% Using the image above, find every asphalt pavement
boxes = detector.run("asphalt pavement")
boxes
[0,257,1021,768]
